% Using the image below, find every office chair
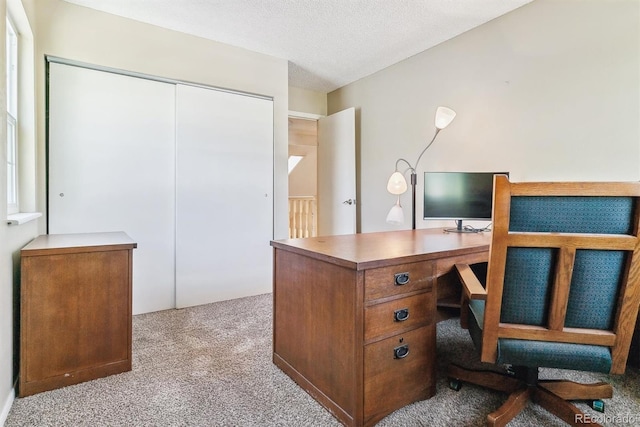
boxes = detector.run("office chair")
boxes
[447,175,640,427]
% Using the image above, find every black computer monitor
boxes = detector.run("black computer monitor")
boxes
[423,171,508,232]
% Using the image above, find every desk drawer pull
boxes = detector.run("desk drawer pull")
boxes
[394,308,410,322]
[394,272,410,286]
[393,344,409,359]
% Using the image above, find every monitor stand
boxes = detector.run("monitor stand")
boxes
[444,220,484,233]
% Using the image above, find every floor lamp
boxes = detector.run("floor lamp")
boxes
[386,106,456,229]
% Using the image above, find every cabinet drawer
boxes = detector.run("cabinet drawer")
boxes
[363,325,436,424]
[364,292,434,342]
[365,261,434,301]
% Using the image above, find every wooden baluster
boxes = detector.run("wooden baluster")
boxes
[292,199,297,238]
[298,199,302,238]
[293,199,299,238]
[288,199,293,238]
[302,199,308,237]
[297,200,302,238]
[312,199,317,237]
[288,197,318,238]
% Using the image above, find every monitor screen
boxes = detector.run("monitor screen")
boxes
[423,172,508,221]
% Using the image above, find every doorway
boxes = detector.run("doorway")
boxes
[287,107,356,238]
[288,116,318,238]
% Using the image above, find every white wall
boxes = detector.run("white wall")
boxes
[328,0,640,233]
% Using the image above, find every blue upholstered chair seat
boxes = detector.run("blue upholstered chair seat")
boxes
[468,299,612,373]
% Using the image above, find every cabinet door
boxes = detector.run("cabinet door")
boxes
[175,84,273,308]
[20,249,132,396]
[48,63,176,314]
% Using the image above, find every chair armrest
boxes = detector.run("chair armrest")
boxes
[455,263,487,300]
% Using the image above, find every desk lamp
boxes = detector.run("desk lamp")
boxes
[386,106,456,229]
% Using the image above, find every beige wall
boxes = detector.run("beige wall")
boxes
[289,149,317,197]
[289,86,327,116]
[328,0,640,233]
[288,117,318,197]
[287,88,322,203]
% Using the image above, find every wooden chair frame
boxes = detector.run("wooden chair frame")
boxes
[449,175,640,427]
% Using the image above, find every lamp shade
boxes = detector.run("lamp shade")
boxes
[386,171,408,195]
[434,106,456,130]
[386,198,405,224]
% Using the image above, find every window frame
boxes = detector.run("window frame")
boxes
[6,16,18,214]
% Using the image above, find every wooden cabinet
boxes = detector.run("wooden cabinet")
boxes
[271,229,490,427]
[19,232,137,397]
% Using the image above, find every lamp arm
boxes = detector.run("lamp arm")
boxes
[394,158,415,174]
[413,128,441,173]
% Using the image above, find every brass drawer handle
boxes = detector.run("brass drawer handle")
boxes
[394,272,410,286]
[393,344,409,359]
[394,308,410,322]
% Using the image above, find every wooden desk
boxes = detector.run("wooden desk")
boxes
[20,232,137,396]
[271,228,490,427]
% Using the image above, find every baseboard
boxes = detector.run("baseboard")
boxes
[0,386,15,426]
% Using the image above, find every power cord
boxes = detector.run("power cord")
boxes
[443,220,492,233]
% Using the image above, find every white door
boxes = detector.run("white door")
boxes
[317,108,356,236]
[48,62,176,314]
[175,84,274,308]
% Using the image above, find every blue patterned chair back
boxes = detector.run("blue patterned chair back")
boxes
[502,196,634,330]
[480,175,640,374]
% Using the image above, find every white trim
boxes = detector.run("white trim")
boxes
[6,113,18,214]
[0,387,15,425]
[288,110,324,120]
[46,56,273,102]
[7,211,41,225]
[7,0,33,38]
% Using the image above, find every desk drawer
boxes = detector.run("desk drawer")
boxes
[365,261,434,301]
[364,292,434,342]
[363,325,436,424]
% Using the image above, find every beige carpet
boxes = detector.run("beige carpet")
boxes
[6,293,640,426]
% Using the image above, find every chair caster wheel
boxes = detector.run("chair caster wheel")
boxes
[590,400,605,413]
[448,378,462,391]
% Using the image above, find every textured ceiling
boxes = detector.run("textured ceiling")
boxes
[62,0,533,92]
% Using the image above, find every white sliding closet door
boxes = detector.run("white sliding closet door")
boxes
[48,62,176,314]
[175,84,273,308]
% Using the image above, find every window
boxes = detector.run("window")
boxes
[6,17,18,214]
[288,155,303,174]
[5,1,39,225]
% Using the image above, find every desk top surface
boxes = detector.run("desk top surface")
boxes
[22,231,137,255]
[271,228,491,270]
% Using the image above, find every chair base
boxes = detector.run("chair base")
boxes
[448,363,612,427]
